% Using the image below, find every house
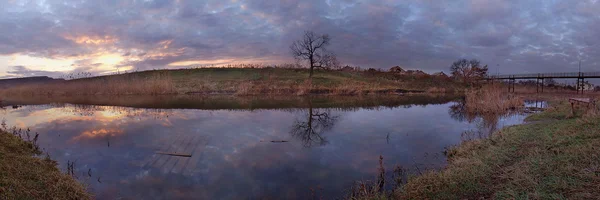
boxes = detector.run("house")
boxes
[432,71,449,78]
[405,70,429,77]
[389,66,405,73]
[340,65,356,72]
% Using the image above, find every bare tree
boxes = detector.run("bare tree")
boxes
[318,52,341,70]
[290,31,334,77]
[450,59,488,84]
[544,78,557,87]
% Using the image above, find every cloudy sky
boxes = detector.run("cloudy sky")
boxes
[0,0,598,78]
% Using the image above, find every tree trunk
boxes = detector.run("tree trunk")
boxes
[309,56,314,78]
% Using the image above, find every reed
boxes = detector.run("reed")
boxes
[1,71,177,96]
[465,84,523,113]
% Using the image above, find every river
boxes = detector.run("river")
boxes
[0,95,529,199]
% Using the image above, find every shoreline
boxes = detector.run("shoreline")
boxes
[395,99,600,199]
[0,93,462,110]
[0,130,91,199]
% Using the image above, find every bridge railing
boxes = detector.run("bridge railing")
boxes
[487,72,600,79]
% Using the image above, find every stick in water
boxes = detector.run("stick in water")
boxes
[155,152,192,157]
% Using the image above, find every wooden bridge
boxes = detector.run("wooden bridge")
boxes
[486,72,600,93]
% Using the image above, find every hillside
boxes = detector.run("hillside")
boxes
[0,68,463,96]
[0,76,65,89]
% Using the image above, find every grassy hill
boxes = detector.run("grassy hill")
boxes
[0,76,64,89]
[0,68,463,96]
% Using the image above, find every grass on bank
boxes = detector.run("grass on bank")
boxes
[0,67,462,96]
[396,99,600,199]
[0,131,90,200]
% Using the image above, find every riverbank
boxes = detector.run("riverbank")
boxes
[0,93,461,111]
[0,130,90,199]
[397,99,600,199]
[0,68,462,96]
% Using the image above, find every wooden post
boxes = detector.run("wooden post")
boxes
[582,78,585,94]
[541,78,544,93]
[536,78,539,93]
[576,78,580,94]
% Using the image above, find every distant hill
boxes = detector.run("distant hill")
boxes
[0,76,65,89]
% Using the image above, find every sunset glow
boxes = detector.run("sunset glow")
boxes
[1,0,598,79]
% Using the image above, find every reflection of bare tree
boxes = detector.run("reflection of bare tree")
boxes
[448,101,470,122]
[449,101,516,139]
[290,102,338,147]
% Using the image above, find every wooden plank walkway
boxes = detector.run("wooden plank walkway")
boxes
[569,98,598,115]
[140,133,210,175]
[569,98,593,104]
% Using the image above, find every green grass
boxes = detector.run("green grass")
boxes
[0,131,90,200]
[396,100,600,199]
[524,100,573,122]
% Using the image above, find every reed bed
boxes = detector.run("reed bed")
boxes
[1,72,177,96]
[465,84,523,113]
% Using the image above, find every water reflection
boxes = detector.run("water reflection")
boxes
[290,102,339,147]
[448,100,524,140]
[0,95,529,199]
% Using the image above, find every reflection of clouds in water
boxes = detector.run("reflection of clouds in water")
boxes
[448,101,528,140]
[0,101,527,199]
[72,128,124,140]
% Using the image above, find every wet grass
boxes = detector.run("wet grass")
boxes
[0,130,90,200]
[396,99,600,199]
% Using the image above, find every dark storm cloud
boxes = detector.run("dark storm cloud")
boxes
[1,0,599,76]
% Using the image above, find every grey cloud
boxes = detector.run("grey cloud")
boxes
[3,66,66,78]
[1,0,600,77]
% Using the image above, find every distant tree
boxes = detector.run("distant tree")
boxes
[450,59,488,84]
[290,31,336,78]
[544,78,557,87]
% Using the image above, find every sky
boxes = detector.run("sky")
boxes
[0,0,599,78]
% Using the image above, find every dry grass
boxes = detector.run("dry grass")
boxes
[465,84,523,113]
[0,130,91,200]
[346,156,404,200]
[0,68,463,96]
[426,87,449,93]
[396,100,600,199]
[1,71,176,96]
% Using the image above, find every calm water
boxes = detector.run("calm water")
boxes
[0,95,527,199]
